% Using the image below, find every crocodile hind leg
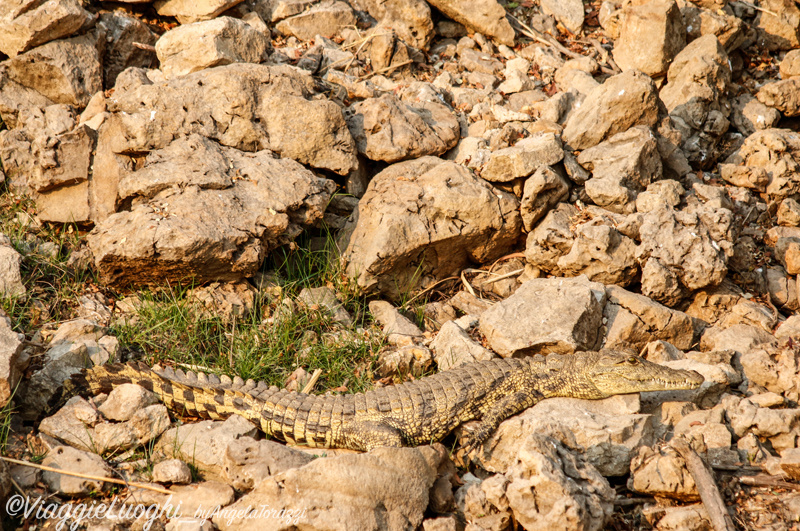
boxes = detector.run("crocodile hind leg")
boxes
[462,388,543,455]
[336,420,405,451]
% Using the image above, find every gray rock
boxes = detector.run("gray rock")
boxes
[563,70,660,150]
[38,396,101,452]
[92,404,171,453]
[0,235,25,298]
[152,459,193,484]
[155,0,246,24]
[660,34,730,166]
[0,71,55,130]
[467,433,614,531]
[346,92,460,163]
[426,0,515,46]
[343,157,520,299]
[102,63,357,175]
[20,339,92,419]
[298,287,352,326]
[186,281,258,322]
[351,0,433,50]
[0,0,94,57]
[629,444,698,501]
[369,301,423,338]
[431,319,496,371]
[479,276,606,357]
[520,166,570,230]
[42,446,111,496]
[613,0,686,76]
[99,11,158,88]
[275,0,356,41]
[132,480,235,516]
[556,218,639,286]
[0,315,23,408]
[604,285,697,351]
[579,125,662,213]
[214,447,438,531]
[155,416,258,481]
[636,205,728,294]
[540,0,584,34]
[222,436,314,490]
[480,132,564,183]
[730,94,781,137]
[88,135,336,287]
[4,31,102,108]
[97,383,159,422]
[156,16,272,79]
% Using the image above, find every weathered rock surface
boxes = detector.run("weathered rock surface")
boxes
[88,134,336,287]
[563,70,660,150]
[479,276,606,357]
[431,317,495,370]
[214,447,438,531]
[0,0,94,57]
[343,157,521,298]
[613,0,685,76]
[481,132,564,183]
[0,314,23,409]
[0,234,25,298]
[155,16,272,79]
[42,446,111,496]
[724,128,800,201]
[426,0,515,46]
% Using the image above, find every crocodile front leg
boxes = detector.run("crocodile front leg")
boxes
[463,387,544,455]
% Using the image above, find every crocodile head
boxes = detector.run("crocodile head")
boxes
[563,350,705,399]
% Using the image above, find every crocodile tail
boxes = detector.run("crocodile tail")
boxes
[76,362,255,422]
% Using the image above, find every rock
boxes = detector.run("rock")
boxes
[780,448,800,480]
[92,404,172,453]
[155,416,258,482]
[629,444,698,501]
[152,459,193,484]
[422,516,458,531]
[700,323,778,355]
[351,0,433,50]
[377,344,433,377]
[369,301,423,338]
[482,394,649,476]
[519,166,570,230]
[155,17,271,79]
[447,291,493,318]
[636,205,728,295]
[100,11,158,88]
[730,94,781,137]
[556,216,639,286]
[604,285,697,351]
[524,202,578,273]
[97,383,159,421]
[42,446,111,496]
[642,358,739,409]
[754,0,800,50]
[540,0,584,34]
[778,198,800,227]
[765,265,798,310]
[613,0,686,76]
[425,0,515,46]
[102,63,358,175]
[681,2,745,52]
[298,286,352,326]
[132,480,235,516]
[725,128,800,202]
[466,433,614,531]
[346,92,460,163]
[186,281,258,321]
[0,315,23,408]
[222,437,314,491]
[718,163,770,191]
[37,396,100,451]
[738,345,800,397]
[0,235,25,298]
[780,49,800,78]
[155,0,246,24]
[776,315,800,339]
[497,57,535,94]
[343,157,520,299]
[660,35,730,166]
[479,276,606,357]
[0,0,94,57]
[579,125,662,213]
[726,396,800,451]
[563,70,660,150]
[648,504,712,531]
[480,132,564,183]
[757,78,800,117]
[431,318,496,371]
[4,31,103,108]
[213,447,437,531]
[88,135,336,287]
[0,70,55,130]
[275,1,356,41]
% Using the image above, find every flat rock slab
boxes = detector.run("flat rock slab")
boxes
[479,276,606,357]
[0,0,94,57]
[213,447,438,531]
[426,0,514,46]
[88,134,335,287]
[343,156,520,299]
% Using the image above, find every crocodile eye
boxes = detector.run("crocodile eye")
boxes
[628,357,639,364]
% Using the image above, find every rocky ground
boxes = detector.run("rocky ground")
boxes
[1,0,800,529]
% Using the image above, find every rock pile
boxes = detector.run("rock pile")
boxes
[2,0,800,528]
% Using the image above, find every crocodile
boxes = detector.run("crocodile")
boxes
[75,350,704,452]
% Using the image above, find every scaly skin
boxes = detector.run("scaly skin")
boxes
[76,350,704,452]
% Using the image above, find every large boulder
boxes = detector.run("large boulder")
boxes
[342,157,521,299]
